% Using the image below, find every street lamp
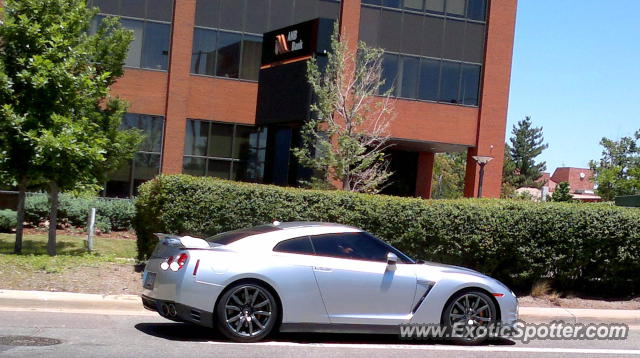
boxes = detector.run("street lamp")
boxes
[472,155,494,198]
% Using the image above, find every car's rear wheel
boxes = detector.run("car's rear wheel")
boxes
[442,290,497,345]
[215,283,279,343]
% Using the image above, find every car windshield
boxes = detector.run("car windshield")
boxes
[205,225,280,246]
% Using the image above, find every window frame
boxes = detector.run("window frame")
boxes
[272,236,315,255]
[309,232,415,264]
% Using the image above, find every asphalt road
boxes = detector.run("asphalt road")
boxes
[1,309,640,358]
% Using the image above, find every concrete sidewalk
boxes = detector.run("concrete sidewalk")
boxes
[1,289,639,323]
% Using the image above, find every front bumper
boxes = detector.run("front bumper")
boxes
[141,295,213,328]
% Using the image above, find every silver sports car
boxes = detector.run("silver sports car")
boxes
[141,221,518,343]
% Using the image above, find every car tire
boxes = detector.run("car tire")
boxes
[441,290,497,345]
[214,282,279,343]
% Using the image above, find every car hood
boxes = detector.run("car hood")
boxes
[416,261,487,278]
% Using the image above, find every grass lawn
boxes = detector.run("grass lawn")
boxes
[0,233,136,274]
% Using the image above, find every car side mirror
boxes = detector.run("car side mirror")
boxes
[386,252,398,266]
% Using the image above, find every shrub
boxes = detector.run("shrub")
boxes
[24,193,135,231]
[134,175,640,296]
[0,209,17,232]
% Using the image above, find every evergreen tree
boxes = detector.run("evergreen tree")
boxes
[509,116,548,188]
[551,182,573,202]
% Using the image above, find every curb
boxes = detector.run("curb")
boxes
[1,289,639,324]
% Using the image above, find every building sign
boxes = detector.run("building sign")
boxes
[261,19,325,66]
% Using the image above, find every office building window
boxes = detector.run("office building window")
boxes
[192,0,340,82]
[183,120,268,182]
[104,113,164,198]
[381,53,481,106]
[90,15,171,71]
[360,0,485,21]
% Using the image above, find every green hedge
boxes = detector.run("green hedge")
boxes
[134,175,640,295]
[24,193,135,232]
[0,209,17,232]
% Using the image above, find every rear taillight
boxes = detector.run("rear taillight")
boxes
[160,255,173,271]
[169,253,188,272]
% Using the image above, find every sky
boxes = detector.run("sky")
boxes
[506,0,640,172]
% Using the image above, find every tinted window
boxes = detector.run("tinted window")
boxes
[191,28,217,76]
[422,16,443,58]
[446,0,466,17]
[404,0,423,11]
[274,237,314,254]
[183,157,206,176]
[208,123,234,158]
[311,232,413,263]
[378,9,402,52]
[380,53,398,95]
[443,19,465,60]
[464,22,485,63]
[206,225,281,246]
[418,58,440,101]
[184,119,209,156]
[460,63,481,106]
[120,19,144,67]
[439,61,461,103]
[147,0,174,22]
[121,0,145,18]
[424,0,444,13]
[219,0,244,32]
[207,159,231,179]
[382,0,401,8]
[401,13,423,55]
[240,35,263,81]
[216,32,241,78]
[270,0,294,30]
[245,0,269,34]
[358,6,380,47]
[400,56,419,99]
[467,0,486,21]
[195,0,220,28]
[141,22,171,70]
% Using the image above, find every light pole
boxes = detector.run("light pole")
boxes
[472,155,494,198]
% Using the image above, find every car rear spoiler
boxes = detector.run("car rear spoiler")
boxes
[154,233,210,249]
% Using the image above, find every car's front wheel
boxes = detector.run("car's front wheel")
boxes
[215,282,279,343]
[442,290,497,345]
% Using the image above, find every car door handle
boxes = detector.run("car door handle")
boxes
[313,266,332,272]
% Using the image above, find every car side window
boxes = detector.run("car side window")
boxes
[310,232,391,262]
[273,236,314,255]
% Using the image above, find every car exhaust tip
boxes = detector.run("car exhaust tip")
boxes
[160,303,170,317]
[168,304,177,317]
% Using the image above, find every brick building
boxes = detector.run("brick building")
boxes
[91,0,518,198]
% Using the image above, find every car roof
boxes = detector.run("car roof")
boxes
[269,221,357,230]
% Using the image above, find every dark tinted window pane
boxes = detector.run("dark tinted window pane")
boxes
[446,0,465,17]
[105,161,132,198]
[245,0,269,34]
[464,22,485,63]
[382,0,401,8]
[358,6,380,47]
[121,0,145,18]
[147,0,174,21]
[460,64,481,105]
[439,61,461,103]
[270,0,294,31]
[421,16,443,57]
[93,0,119,15]
[205,225,281,245]
[138,115,164,152]
[317,0,340,19]
[404,0,423,11]
[239,35,262,81]
[273,237,314,254]
[400,56,419,99]
[183,157,206,176]
[418,58,439,101]
[380,53,398,95]
[191,28,217,75]
[424,0,444,13]
[467,0,486,21]
[141,22,170,70]
[401,13,423,55]
[219,0,244,31]
[233,126,253,159]
[207,159,231,179]
[362,0,381,5]
[184,120,209,156]
[120,19,143,67]
[133,153,160,190]
[208,123,233,158]
[294,0,317,23]
[311,232,390,262]
[216,31,241,78]
[195,0,220,28]
[443,19,465,60]
[378,9,402,52]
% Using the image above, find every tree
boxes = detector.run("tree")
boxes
[589,130,640,201]
[508,116,548,188]
[293,25,395,193]
[550,182,573,202]
[431,152,465,199]
[0,0,141,255]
